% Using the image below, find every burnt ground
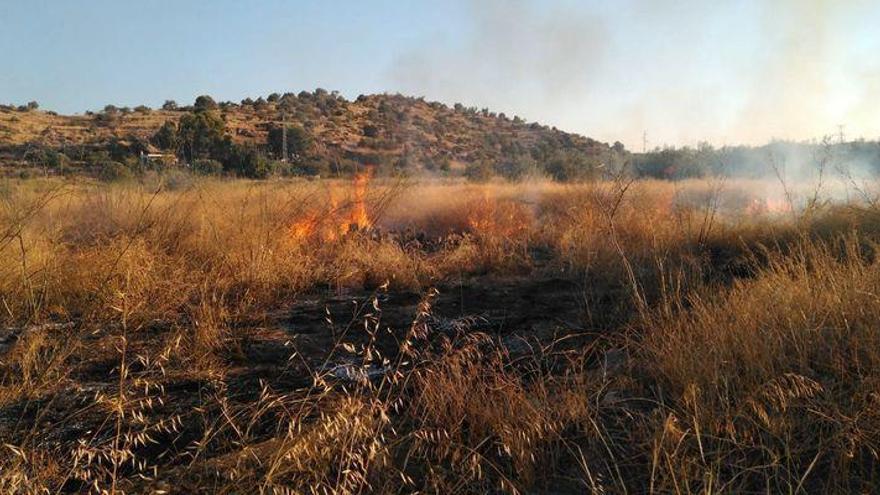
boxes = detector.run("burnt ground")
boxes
[0,273,612,491]
[229,275,594,392]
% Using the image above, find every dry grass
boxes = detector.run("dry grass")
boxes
[1,175,879,493]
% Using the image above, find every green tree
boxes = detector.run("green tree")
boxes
[151,121,179,151]
[193,95,218,112]
[224,145,274,179]
[177,111,227,161]
[267,125,313,161]
[192,159,224,176]
[497,155,537,181]
[544,151,596,182]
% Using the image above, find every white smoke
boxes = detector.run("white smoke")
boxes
[388,0,880,149]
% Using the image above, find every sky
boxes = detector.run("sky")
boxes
[1,0,879,149]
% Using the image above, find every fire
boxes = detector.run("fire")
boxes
[350,168,372,231]
[745,197,793,216]
[290,214,318,239]
[288,168,373,243]
[466,192,532,238]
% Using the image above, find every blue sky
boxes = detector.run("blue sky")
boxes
[1,0,878,148]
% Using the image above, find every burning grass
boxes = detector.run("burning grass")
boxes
[1,175,880,493]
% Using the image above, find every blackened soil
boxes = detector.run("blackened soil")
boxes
[0,274,598,491]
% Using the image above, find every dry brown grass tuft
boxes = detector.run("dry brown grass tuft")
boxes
[3,176,880,493]
[637,237,880,493]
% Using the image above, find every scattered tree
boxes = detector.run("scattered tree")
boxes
[151,121,178,151]
[177,110,227,161]
[267,125,313,161]
[193,95,219,112]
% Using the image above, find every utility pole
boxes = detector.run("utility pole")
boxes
[642,130,648,153]
[837,124,845,144]
[281,112,288,162]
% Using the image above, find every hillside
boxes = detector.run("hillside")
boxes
[0,91,617,178]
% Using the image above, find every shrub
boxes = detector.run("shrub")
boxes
[224,145,274,179]
[362,124,379,138]
[464,160,494,182]
[267,125,313,161]
[496,156,537,181]
[192,159,224,176]
[99,161,134,182]
[161,169,195,190]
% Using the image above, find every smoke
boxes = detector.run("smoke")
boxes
[388,0,608,122]
[735,0,844,143]
[387,0,880,149]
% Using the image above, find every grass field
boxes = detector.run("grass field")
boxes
[1,174,879,493]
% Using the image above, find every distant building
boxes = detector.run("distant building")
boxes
[139,145,177,166]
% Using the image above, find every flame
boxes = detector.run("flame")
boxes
[290,214,317,239]
[288,169,373,243]
[350,168,373,231]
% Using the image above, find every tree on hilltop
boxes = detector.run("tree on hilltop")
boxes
[193,95,218,113]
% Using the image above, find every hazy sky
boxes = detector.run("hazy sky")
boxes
[1,0,878,149]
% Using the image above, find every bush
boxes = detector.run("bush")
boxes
[267,125,313,162]
[27,148,69,169]
[224,146,274,179]
[192,159,224,176]
[543,151,598,182]
[162,100,178,111]
[99,161,134,182]
[162,169,195,190]
[497,156,537,181]
[286,157,330,177]
[362,124,380,138]
[464,160,494,182]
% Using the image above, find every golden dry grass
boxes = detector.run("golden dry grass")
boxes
[1,175,879,493]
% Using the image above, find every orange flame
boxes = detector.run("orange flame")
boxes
[288,169,373,243]
[350,168,373,231]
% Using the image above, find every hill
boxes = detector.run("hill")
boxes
[0,91,619,179]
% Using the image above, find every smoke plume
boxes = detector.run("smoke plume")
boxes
[388,0,880,149]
